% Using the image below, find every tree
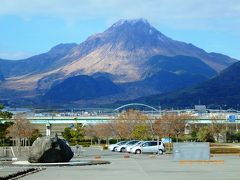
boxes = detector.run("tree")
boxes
[0,106,14,146]
[6,114,36,153]
[209,116,226,142]
[62,123,85,145]
[0,122,13,146]
[226,130,240,142]
[62,127,72,142]
[197,126,215,142]
[94,123,114,143]
[85,123,117,145]
[0,105,12,119]
[7,114,34,139]
[154,113,191,142]
[131,124,150,140]
[113,109,150,140]
[85,124,98,145]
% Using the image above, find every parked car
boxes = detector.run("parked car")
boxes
[130,141,165,154]
[108,141,127,151]
[115,140,139,152]
[126,141,144,153]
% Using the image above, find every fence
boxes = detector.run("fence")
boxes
[0,146,30,157]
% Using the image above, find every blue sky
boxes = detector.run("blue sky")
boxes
[0,0,239,60]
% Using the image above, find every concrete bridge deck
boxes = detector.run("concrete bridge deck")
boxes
[1,115,240,125]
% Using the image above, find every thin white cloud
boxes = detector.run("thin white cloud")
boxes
[0,50,36,60]
[0,0,239,59]
[0,0,239,31]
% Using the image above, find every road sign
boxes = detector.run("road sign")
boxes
[227,115,237,122]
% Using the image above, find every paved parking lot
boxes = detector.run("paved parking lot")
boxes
[1,148,240,180]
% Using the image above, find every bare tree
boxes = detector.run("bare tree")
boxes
[154,113,192,142]
[6,114,34,153]
[95,123,113,144]
[209,116,227,142]
[85,124,97,145]
[113,109,150,140]
[85,123,115,145]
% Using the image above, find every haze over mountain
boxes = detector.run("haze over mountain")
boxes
[0,19,237,106]
[134,61,240,108]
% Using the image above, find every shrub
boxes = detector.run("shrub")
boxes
[103,145,108,150]
[80,142,91,147]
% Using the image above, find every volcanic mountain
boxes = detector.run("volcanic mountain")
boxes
[0,19,237,105]
[46,19,235,83]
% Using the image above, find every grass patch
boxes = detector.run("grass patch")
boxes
[211,148,240,154]
[210,143,240,154]
[210,143,230,147]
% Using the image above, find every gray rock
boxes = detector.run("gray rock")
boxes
[28,134,73,163]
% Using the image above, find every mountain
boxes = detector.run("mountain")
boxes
[44,75,121,101]
[142,55,216,79]
[135,61,240,108]
[42,55,217,104]
[0,18,237,105]
[140,70,208,92]
[0,43,77,77]
[0,71,4,82]
[53,19,236,83]
[119,55,217,96]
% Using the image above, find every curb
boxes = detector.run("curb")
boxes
[0,168,45,180]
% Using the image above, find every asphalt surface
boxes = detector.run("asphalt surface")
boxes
[1,147,240,180]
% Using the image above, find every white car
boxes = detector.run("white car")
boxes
[126,141,144,153]
[115,140,139,152]
[130,141,165,154]
[108,141,127,151]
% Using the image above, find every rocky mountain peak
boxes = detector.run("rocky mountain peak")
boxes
[88,18,168,51]
[106,18,161,36]
[75,18,169,56]
[111,18,151,28]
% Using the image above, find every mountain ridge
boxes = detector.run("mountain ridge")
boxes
[0,18,238,106]
[42,55,215,103]
[0,43,77,78]
[132,61,240,108]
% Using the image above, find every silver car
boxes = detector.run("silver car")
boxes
[115,140,139,152]
[126,141,144,153]
[130,141,165,154]
[108,141,127,151]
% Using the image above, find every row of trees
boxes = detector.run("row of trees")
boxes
[63,109,237,145]
[83,110,191,142]
[62,110,190,145]
[2,105,238,147]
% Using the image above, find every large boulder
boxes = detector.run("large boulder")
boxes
[28,134,73,163]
